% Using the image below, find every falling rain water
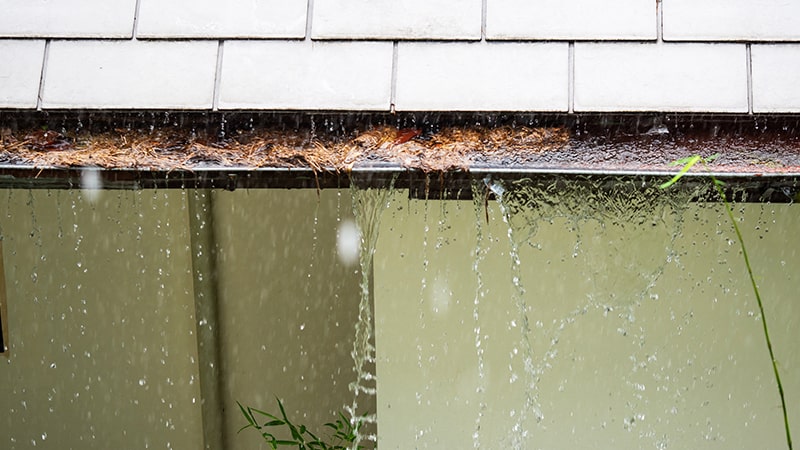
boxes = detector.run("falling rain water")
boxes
[483,176,695,448]
[347,177,396,447]
[469,181,491,449]
[1,177,798,450]
[487,178,544,448]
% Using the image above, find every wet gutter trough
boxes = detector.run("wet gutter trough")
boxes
[1,112,799,202]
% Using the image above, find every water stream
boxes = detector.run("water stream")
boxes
[485,177,694,448]
[372,176,800,449]
[347,178,396,447]
[0,180,797,450]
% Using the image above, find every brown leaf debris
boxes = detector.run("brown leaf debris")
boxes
[0,125,569,173]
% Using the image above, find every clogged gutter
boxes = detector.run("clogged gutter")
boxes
[0,125,569,173]
[2,121,800,176]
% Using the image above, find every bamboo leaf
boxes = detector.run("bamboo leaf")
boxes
[251,407,280,420]
[669,155,699,166]
[237,401,256,428]
[659,154,701,189]
[663,154,793,450]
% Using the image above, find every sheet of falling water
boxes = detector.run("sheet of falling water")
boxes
[374,180,799,449]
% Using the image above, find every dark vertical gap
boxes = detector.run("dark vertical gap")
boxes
[656,0,663,42]
[212,41,224,112]
[132,0,143,39]
[0,240,7,356]
[305,0,314,40]
[36,40,50,111]
[188,190,226,450]
[481,0,488,41]
[390,41,398,113]
[746,43,754,114]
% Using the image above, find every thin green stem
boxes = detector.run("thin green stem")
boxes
[713,181,792,450]
[659,155,792,449]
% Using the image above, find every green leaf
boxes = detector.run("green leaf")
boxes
[276,397,290,422]
[660,154,701,189]
[251,407,280,420]
[668,155,699,167]
[259,432,279,450]
[237,401,257,428]
[238,397,372,449]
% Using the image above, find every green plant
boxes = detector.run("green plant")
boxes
[661,155,792,450]
[237,397,367,450]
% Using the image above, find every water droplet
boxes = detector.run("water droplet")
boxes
[336,220,360,267]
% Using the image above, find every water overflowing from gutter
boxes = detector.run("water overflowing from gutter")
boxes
[485,177,697,446]
[347,176,396,447]
[1,112,799,449]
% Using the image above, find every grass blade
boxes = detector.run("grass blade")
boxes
[659,154,701,189]
[661,155,793,450]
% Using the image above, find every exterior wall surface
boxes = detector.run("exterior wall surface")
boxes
[210,189,368,450]
[1,0,800,112]
[0,190,205,449]
[0,188,798,449]
[0,189,367,450]
[375,192,800,449]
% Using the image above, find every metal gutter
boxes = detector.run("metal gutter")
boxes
[1,112,799,202]
[0,165,796,203]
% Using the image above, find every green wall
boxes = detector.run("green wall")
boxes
[0,187,797,449]
[0,189,203,449]
[210,189,366,450]
[0,189,365,450]
[374,191,799,449]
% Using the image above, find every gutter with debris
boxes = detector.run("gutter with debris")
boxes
[0,113,798,202]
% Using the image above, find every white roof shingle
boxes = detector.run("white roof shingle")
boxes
[311,0,482,40]
[395,42,568,111]
[574,43,748,112]
[42,40,218,109]
[218,41,393,110]
[0,0,137,38]
[752,44,800,113]
[0,40,45,108]
[136,0,307,39]
[0,0,799,112]
[486,0,656,40]
[664,0,800,41]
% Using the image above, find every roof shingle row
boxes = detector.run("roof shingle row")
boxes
[1,0,800,112]
[2,0,800,41]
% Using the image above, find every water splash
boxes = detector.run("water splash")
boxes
[347,177,396,447]
[336,219,361,267]
[487,179,544,447]
[470,181,490,449]
[487,176,695,448]
[79,167,103,203]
